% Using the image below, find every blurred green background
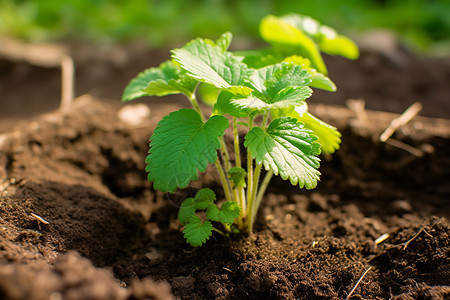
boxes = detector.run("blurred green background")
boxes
[1,0,449,56]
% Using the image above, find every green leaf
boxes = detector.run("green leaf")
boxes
[178,198,196,225]
[146,109,229,192]
[206,201,241,224]
[171,36,249,90]
[122,61,197,101]
[142,61,198,96]
[198,83,219,106]
[213,91,251,118]
[319,35,359,60]
[260,15,327,74]
[279,14,359,60]
[194,188,216,210]
[182,216,213,247]
[228,167,246,188]
[244,117,321,189]
[232,63,312,111]
[215,32,233,52]
[283,55,336,92]
[246,63,312,102]
[296,112,341,154]
[121,68,155,101]
[237,48,280,69]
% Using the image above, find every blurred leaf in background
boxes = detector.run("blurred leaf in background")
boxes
[0,0,448,56]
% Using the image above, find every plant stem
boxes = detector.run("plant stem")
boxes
[212,227,228,237]
[246,115,254,209]
[246,162,262,232]
[252,169,273,223]
[233,117,241,168]
[233,117,246,226]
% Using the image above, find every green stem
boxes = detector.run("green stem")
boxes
[246,162,262,232]
[212,227,228,237]
[252,169,273,228]
[246,115,254,209]
[233,117,241,168]
[233,117,246,226]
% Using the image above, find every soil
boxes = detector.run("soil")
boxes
[0,41,449,299]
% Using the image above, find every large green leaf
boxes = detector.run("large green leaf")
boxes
[244,117,321,189]
[260,15,327,74]
[172,36,249,90]
[146,109,229,192]
[122,61,197,101]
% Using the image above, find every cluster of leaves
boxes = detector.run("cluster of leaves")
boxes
[123,14,358,247]
[178,188,240,247]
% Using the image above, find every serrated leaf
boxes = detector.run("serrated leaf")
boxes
[182,216,213,247]
[244,117,321,189]
[246,63,312,102]
[233,63,312,111]
[194,188,216,210]
[122,61,197,101]
[213,91,252,118]
[146,109,229,192]
[121,68,155,101]
[206,202,241,224]
[283,55,336,92]
[260,15,327,74]
[228,167,246,188]
[296,111,341,154]
[142,61,198,96]
[172,36,249,91]
[178,198,196,225]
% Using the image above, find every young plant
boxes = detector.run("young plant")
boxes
[122,14,358,246]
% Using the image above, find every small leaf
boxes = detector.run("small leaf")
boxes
[122,61,197,101]
[178,198,196,225]
[142,61,198,96]
[182,216,213,247]
[146,109,229,192]
[244,117,321,189]
[228,167,246,188]
[206,202,241,224]
[194,188,216,210]
[172,36,249,90]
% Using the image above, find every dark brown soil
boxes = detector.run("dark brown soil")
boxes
[0,41,449,299]
[0,94,449,299]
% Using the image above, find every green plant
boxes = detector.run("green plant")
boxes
[122,14,358,246]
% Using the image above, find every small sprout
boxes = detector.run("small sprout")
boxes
[122,13,358,246]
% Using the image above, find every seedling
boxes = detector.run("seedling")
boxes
[122,14,358,246]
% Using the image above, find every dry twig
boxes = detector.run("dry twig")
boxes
[346,267,372,300]
[380,102,422,142]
